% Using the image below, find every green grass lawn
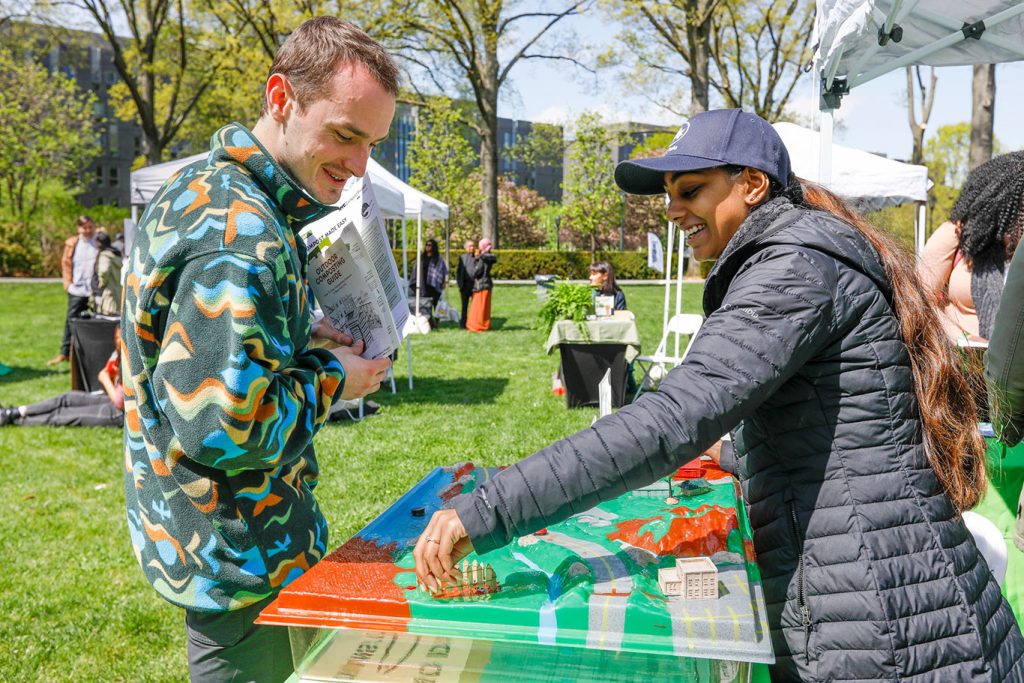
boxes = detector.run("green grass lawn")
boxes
[0,280,703,682]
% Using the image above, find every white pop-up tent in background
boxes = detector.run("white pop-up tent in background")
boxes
[813,0,1024,252]
[129,153,448,391]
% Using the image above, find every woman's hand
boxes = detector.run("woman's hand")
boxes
[413,509,475,592]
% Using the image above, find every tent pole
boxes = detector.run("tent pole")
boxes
[407,336,413,390]
[915,201,927,256]
[674,229,685,357]
[402,218,408,283]
[663,221,674,336]
[818,109,834,189]
[415,214,423,317]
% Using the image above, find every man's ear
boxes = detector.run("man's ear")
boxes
[264,73,296,121]
[742,168,771,206]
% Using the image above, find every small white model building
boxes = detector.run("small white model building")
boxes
[659,557,718,600]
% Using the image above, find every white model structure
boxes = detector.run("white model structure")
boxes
[659,557,718,600]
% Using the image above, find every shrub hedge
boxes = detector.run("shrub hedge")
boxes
[394,249,666,281]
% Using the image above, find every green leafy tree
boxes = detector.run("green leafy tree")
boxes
[407,97,479,244]
[0,49,99,224]
[497,177,548,248]
[924,122,971,189]
[182,0,417,153]
[510,122,565,185]
[623,133,673,249]
[399,0,588,247]
[562,111,623,258]
[604,0,812,119]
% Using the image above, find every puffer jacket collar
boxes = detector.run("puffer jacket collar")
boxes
[703,203,892,315]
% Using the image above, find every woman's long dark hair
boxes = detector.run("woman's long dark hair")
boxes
[419,238,440,267]
[589,260,618,296]
[771,176,986,511]
[952,151,1024,270]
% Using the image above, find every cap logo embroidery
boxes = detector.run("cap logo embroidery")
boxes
[667,122,690,152]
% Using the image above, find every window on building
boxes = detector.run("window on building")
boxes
[134,136,142,157]
[95,166,103,187]
[109,167,119,187]
[109,124,119,154]
[106,70,117,85]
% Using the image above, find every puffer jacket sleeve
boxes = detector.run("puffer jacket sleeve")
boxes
[454,246,839,554]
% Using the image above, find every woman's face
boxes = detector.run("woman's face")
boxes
[425,242,433,255]
[664,168,764,262]
[589,270,607,288]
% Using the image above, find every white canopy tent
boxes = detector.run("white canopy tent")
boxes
[360,158,450,344]
[773,121,930,211]
[813,0,1024,250]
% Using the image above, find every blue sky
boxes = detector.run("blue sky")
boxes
[499,10,1024,162]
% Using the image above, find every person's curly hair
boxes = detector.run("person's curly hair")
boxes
[952,151,1024,269]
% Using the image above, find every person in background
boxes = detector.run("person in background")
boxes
[2,325,122,427]
[93,230,123,316]
[455,239,476,328]
[588,260,636,397]
[49,215,98,365]
[466,238,496,332]
[588,260,627,311]
[414,109,1024,681]
[918,151,1024,341]
[409,238,448,326]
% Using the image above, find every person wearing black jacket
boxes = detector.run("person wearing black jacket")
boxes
[455,240,476,328]
[466,238,497,332]
[415,110,1024,681]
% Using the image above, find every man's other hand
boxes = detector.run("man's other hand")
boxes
[311,320,354,349]
[332,341,391,399]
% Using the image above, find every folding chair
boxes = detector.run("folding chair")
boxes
[633,313,703,400]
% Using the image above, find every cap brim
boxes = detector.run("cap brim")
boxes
[614,156,727,195]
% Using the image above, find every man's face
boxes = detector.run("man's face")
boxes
[464,241,475,254]
[78,220,95,241]
[277,62,395,205]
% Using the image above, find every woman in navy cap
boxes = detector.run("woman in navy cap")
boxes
[414,109,1023,680]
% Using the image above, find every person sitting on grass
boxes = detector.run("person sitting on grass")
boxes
[1,325,122,427]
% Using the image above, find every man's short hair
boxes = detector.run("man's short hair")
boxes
[77,215,94,227]
[261,17,400,117]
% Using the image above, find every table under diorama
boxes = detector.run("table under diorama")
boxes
[259,462,774,682]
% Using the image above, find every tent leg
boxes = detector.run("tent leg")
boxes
[407,336,413,391]
[674,231,685,358]
[402,218,408,283]
[915,201,927,256]
[818,109,834,188]
[662,221,674,336]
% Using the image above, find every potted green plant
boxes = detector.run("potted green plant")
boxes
[536,282,594,337]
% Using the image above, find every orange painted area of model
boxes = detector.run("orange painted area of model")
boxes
[607,504,738,557]
[269,536,412,630]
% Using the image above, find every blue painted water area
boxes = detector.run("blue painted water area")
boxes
[512,551,564,645]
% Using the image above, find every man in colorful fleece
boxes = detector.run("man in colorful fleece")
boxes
[121,18,397,682]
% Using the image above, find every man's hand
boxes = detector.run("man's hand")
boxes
[331,341,391,400]
[311,320,354,349]
[413,509,475,592]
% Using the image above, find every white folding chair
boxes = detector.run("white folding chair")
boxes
[633,313,703,400]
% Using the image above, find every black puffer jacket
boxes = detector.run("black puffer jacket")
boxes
[454,207,1024,681]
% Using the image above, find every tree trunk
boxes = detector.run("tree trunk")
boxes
[687,1,712,113]
[969,64,995,171]
[479,82,500,247]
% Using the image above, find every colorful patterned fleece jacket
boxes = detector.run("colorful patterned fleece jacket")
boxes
[122,123,345,612]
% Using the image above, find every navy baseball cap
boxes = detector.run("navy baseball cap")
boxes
[614,109,791,195]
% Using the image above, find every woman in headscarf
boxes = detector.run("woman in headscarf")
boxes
[466,238,497,332]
